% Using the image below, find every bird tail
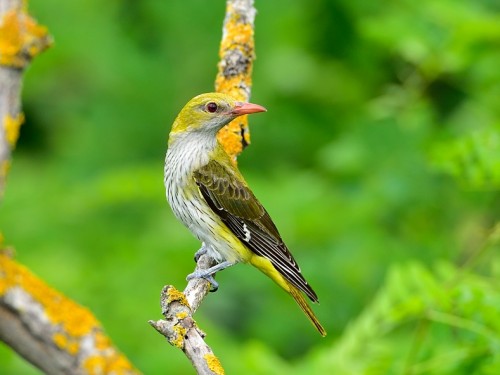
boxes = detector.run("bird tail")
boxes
[288,281,327,337]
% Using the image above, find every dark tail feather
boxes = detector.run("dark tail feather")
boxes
[288,281,327,336]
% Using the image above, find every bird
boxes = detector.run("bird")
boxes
[164,92,326,336]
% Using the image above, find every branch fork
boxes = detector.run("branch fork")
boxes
[149,254,225,375]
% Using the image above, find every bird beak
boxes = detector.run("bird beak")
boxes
[231,102,267,116]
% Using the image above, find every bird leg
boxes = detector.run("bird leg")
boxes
[193,243,208,262]
[186,261,235,292]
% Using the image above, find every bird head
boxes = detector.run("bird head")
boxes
[170,93,266,137]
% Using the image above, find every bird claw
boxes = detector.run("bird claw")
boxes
[186,270,219,292]
[193,244,208,263]
[186,260,235,292]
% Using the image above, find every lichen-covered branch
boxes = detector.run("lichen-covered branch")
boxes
[151,1,257,374]
[0,251,139,375]
[215,0,257,160]
[0,1,140,373]
[149,255,224,375]
[0,0,51,197]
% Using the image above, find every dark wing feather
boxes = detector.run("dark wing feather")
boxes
[193,160,318,302]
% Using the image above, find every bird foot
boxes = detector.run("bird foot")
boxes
[193,244,208,263]
[186,260,235,293]
[187,271,219,292]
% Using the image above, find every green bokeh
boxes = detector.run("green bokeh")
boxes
[1,0,499,374]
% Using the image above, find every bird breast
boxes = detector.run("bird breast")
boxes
[164,132,214,222]
[164,132,247,263]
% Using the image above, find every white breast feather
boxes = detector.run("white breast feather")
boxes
[164,131,243,263]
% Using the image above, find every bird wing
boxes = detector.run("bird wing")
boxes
[193,159,318,302]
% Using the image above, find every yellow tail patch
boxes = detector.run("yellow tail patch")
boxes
[250,255,326,336]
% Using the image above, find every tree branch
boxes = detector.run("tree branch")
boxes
[150,1,258,374]
[0,0,51,197]
[0,251,139,374]
[0,1,140,373]
[216,0,257,160]
[149,254,221,375]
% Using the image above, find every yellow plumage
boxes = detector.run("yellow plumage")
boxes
[249,254,326,336]
[165,93,326,336]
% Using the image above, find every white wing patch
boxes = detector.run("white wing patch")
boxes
[242,223,251,242]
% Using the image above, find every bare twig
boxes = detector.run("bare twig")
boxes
[150,0,258,374]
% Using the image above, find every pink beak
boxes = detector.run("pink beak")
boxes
[231,102,267,115]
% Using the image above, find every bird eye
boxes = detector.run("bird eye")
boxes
[206,102,218,113]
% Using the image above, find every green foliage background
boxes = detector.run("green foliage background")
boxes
[1,0,499,373]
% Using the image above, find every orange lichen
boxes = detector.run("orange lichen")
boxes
[83,353,136,375]
[215,74,252,98]
[52,332,68,350]
[107,355,137,374]
[170,324,187,349]
[219,16,254,54]
[0,9,51,68]
[94,331,112,351]
[176,311,188,320]
[83,356,107,375]
[204,353,225,375]
[0,253,98,338]
[214,2,256,161]
[165,286,189,306]
[3,113,25,147]
[3,257,79,328]
[0,254,137,372]
[52,333,80,355]
[217,118,248,160]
